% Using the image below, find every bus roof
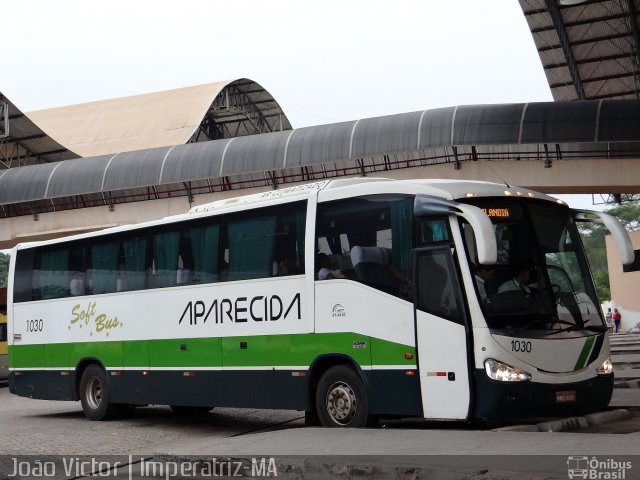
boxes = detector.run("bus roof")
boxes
[13,178,562,250]
[188,177,561,213]
[406,179,560,203]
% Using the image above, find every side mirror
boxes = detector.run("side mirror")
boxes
[573,210,634,266]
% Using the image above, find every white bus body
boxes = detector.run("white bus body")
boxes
[7,178,631,426]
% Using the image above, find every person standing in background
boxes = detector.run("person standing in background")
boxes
[605,308,614,333]
[613,308,622,333]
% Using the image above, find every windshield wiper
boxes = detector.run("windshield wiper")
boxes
[509,318,573,336]
[508,318,548,335]
[545,323,608,336]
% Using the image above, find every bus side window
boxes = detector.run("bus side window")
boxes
[34,247,71,300]
[227,214,278,281]
[13,249,35,302]
[148,221,222,288]
[151,228,181,288]
[88,232,148,294]
[69,245,85,296]
[189,222,220,284]
[315,195,413,298]
[88,238,121,295]
[121,234,147,292]
[417,218,450,246]
[30,240,86,300]
[225,202,306,281]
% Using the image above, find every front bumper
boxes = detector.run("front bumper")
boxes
[473,369,614,420]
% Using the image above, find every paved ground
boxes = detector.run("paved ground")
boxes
[0,382,304,456]
[2,382,638,456]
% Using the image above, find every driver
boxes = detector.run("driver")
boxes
[473,263,495,303]
[498,261,534,296]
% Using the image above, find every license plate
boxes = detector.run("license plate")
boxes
[555,390,577,403]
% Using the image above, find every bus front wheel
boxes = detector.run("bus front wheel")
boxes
[316,365,371,428]
[79,364,119,421]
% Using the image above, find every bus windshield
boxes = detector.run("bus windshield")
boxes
[460,199,603,334]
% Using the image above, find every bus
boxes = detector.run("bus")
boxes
[1,287,7,380]
[7,178,634,426]
[0,313,7,380]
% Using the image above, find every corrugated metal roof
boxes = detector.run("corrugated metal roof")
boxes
[520,0,640,101]
[0,93,79,168]
[26,79,292,157]
[1,100,638,216]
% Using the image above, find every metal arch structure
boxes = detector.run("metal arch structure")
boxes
[189,79,290,143]
[199,80,288,141]
[0,93,79,169]
[520,0,640,101]
[25,79,292,159]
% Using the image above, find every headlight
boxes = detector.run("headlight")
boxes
[596,357,613,375]
[484,359,531,382]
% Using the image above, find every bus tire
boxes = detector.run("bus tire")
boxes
[304,409,321,427]
[316,365,370,428]
[79,364,119,421]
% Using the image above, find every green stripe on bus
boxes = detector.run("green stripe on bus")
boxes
[9,333,416,370]
[574,336,596,371]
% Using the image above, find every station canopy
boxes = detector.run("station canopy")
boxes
[0,93,78,168]
[1,99,640,218]
[520,0,640,101]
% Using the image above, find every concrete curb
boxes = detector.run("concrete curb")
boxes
[537,416,588,432]
[615,379,640,389]
[584,408,632,425]
[493,409,632,433]
[493,424,539,432]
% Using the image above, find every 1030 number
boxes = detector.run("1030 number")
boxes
[26,318,43,332]
[510,339,532,353]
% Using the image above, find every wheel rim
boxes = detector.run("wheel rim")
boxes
[325,380,357,425]
[85,376,103,410]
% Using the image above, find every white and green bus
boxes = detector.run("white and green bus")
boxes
[7,178,634,426]
[0,313,8,380]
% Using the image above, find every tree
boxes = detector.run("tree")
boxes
[0,252,9,288]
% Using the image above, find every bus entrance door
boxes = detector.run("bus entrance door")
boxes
[413,247,470,420]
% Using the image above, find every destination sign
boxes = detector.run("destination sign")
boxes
[481,207,511,219]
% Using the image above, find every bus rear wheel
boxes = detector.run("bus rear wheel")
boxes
[79,364,119,421]
[316,365,371,428]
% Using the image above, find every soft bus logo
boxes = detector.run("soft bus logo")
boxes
[69,301,123,337]
[179,293,302,325]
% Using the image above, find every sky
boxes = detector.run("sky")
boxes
[2,0,603,209]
